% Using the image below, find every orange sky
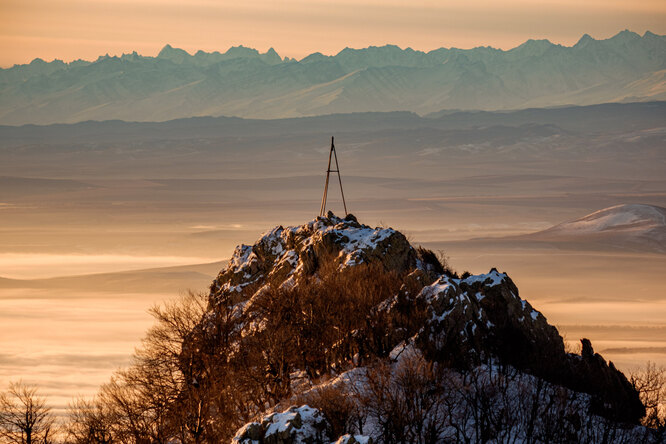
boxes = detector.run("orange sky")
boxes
[1,0,665,67]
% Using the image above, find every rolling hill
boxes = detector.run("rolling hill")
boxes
[522,204,666,253]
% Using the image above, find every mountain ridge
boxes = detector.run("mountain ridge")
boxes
[10,30,661,69]
[1,30,664,125]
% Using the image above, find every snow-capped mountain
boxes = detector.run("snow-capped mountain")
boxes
[525,204,666,253]
[1,30,664,125]
[198,213,648,442]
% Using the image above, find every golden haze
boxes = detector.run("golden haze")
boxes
[1,0,666,67]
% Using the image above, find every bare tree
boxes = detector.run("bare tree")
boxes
[631,361,666,430]
[0,381,55,444]
[65,397,114,444]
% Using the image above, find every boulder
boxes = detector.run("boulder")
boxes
[232,405,328,444]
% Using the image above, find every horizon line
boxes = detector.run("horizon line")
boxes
[5,29,662,70]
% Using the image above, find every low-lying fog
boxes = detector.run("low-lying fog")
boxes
[1,103,664,415]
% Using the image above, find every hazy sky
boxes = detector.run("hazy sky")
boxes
[1,0,665,67]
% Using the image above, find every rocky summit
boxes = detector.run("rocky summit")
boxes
[209,212,417,303]
[199,213,648,442]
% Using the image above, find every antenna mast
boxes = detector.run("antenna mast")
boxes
[319,136,348,217]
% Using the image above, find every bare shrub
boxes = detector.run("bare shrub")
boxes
[396,355,452,443]
[558,328,582,355]
[415,247,444,275]
[65,397,115,444]
[436,249,458,278]
[246,261,408,383]
[299,383,360,439]
[632,361,666,430]
[355,360,407,443]
[63,290,239,443]
[353,355,452,444]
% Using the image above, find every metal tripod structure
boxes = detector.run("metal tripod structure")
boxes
[319,136,348,217]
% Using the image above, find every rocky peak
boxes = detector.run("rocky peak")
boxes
[205,213,644,433]
[157,44,191,63]
[209,212,423,305]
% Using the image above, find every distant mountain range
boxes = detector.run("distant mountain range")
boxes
[1,30,665,125]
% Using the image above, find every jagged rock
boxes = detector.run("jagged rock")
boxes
[232,405,328,444]
[235,422,263,441]
[413,269,562,368]
[569,339,644,422]
[210,213,418,305]
[411,269,644,422]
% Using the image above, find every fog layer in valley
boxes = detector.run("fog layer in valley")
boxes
[0,102,664,415]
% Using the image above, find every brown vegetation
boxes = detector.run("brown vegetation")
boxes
[632,362,666,431]
[4,245,662,442]
[57,263,425,442]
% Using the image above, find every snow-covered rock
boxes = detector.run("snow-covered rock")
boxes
[207,213,645,439]
[413,269,559,366]
[231,405,330,444]
[209,212,422,305]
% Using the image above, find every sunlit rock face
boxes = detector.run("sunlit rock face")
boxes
[209,212,421,306]
[204,213,644,432]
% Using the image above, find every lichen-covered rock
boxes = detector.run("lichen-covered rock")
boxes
[231,405,328,444]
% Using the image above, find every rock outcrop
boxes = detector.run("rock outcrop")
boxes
[204,213,645,439]
[405,269,644,421]
[232,405,372,444]
[209,212,425,306]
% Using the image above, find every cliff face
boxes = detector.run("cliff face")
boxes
[203,213,644,440]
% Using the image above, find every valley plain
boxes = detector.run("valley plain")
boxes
[1,102,665,415]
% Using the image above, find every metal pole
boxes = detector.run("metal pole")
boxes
[333,141,348,216]
[319,137,334,217]
[319,136,348,217]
